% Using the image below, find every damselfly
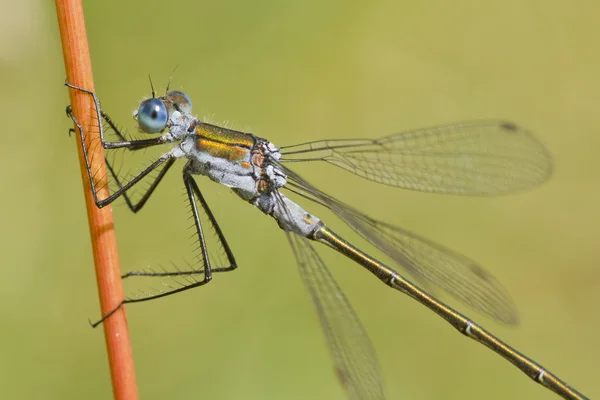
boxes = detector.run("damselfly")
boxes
[66,81,587,400]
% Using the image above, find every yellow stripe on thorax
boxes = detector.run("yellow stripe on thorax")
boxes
[195,123,255,161]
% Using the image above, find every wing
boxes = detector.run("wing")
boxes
[280,120,552,196]
[334,211,518,324]
[280,165,519,325]
[274,191,386,400]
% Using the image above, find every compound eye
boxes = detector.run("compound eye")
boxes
[165,91,192,114]
[137,98,168,133]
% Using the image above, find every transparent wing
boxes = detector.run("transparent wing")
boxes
[280,120,552,196]
[280,165,518,325]
[336,211,518,324]
[275,192,385,400]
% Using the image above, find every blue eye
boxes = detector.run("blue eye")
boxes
[137,98,168,133]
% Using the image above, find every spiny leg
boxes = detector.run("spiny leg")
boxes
[65,81,166,150]
[90,170,237,327]
[66,84,176,211]
[125,169,238,277]
[66,105,174,208]
[105,156,176,213]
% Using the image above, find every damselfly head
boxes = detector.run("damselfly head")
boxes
[132,91,193,134]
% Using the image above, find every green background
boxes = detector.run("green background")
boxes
[1,1,598,399]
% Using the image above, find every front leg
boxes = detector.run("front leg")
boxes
[65,81,167,150]
[65,84,175,208]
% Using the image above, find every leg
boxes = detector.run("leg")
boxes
[67,105,173,208]
[65,81,166,150]
[123,170,238,277]
[90,170,237,327]
[105,156,176,213]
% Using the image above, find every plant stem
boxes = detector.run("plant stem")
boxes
[55,1,139,399]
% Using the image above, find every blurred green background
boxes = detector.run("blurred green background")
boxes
[1,0,598,399]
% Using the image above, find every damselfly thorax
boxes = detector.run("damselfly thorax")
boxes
[166,106,321,237]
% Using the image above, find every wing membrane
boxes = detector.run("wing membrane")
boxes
[281,120,552,196]
[275,192,385,400]
[280,165,518,324]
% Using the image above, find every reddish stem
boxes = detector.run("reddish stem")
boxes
[55,1,139,399]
